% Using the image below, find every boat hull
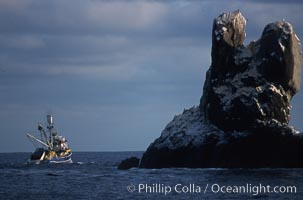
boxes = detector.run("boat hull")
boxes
[28,149,73,164]
[49,153,73,164]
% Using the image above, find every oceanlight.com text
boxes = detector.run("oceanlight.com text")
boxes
[126,183,297,196]
[211,183,296,196]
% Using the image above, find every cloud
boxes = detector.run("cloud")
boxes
[0,35,45,49]
[246,0,303,4]
[86,1,168,30]
[0,0,33,12]
[0,0,213,81]
[0,1,175,36]
[0,0,303,151]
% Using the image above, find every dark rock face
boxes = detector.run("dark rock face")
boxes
[140,11,303,169]
[260,21,302,94]
[117,157,140,170]
[140,107,224,168]
[140,113,303,168]
[200,11,302,131]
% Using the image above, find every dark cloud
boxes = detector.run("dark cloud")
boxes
[0,0,302,152]
[247,0,303,4]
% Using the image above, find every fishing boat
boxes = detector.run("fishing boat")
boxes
[26,114,72,164]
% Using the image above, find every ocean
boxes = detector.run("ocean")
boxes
[0,152,302,200]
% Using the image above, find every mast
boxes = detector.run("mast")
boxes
[47,114,54,150]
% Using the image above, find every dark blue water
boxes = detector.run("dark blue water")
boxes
[1,152,303,199]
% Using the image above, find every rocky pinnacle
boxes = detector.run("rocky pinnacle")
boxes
[200,10,302,131]
[139,11,303,168]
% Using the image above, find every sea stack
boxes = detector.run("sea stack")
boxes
[139,11,303,168]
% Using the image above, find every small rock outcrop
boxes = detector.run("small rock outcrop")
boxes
[118,157,140,170]
[139,11,303,168]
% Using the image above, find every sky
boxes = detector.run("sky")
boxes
[0,0,303,152]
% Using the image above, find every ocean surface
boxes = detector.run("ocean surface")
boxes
[1,152,303,200]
